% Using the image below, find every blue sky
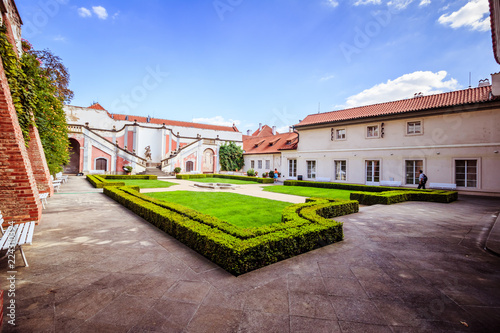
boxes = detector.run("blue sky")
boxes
[19,0,497,133]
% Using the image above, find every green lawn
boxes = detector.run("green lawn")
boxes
[107,179,178,188]
[262,185,353,200]
[144,191,291,228]
[187,177,259,185]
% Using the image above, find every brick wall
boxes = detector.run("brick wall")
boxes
[0,57,42,225]
[27,124,54,196]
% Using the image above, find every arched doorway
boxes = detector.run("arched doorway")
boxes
[202,149,214,173]
[95,158,108,171]
[64,138,80,174]
[185,161,194,172]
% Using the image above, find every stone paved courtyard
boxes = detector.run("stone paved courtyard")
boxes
[1,177,499,332]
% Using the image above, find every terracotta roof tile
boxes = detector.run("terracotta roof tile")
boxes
[296,86,494,128]
[244,132,298,154]
[88,102,106,110]
[252,125,276,137]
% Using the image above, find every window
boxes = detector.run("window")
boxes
[336,129,346,140]
[265,160,270,169]
[335,160,346,181]
[455,160,477,188]
[307,160,316,179]
[250,160,255,169]
[95,158,107,171]
[258,160,262,169]
[186,161,194,172]
[367,125,379,138]
[365,160,380,184]
[289,159,297,177]
[405,160,423,185]
[407,121,422,135]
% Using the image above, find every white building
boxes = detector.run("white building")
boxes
[65,103,242,174]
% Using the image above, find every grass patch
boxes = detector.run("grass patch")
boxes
[187,177,258,185]
[107,179,177,188]
[263,185,353,200]
[144,191,291,228]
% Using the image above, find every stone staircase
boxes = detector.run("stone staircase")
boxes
[140,167,172,177]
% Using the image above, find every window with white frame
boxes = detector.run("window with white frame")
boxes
[265,160,270,169]
[455,160,478,188]
[307,160,316,179]
[334,160,346,181]
[258,160,262,169]
[250,160,255,169]
[366,125,379,138]
[336,129,346,140]
[405,160,423,185]
[289,159,297,177]
[407,121,422,135]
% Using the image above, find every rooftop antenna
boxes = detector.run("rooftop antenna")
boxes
[469,72,471,88]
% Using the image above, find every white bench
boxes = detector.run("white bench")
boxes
[380,180,402,187]
[39,193,49,209]
[429,183,457,190]
[316,177,331,182]
[56,172,68,183]
[50,175,62,192]
[0,211,35,267]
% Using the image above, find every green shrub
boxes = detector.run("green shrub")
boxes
[103,186,358,275]
[247,169,256,176]
[177,173,273,184]
[284,180,457,204]
[174,167,181,174]
[86,174,157,188]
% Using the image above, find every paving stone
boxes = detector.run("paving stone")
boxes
[237,310,289,333]
[289,316,341,333]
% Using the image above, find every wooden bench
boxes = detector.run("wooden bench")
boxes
[0,212,35,267]
[429,183,457,190]
[380,180,402,187]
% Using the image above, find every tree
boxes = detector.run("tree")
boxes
[219,142,244,171]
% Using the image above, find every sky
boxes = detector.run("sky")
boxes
[18,0,498,133]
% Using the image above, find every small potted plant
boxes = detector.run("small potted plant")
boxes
[174,167,181,174]
[247,169,256,177]
[262,172,268,178]
[123,165,133,175]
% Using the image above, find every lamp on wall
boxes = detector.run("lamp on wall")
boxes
[436,152,440,155]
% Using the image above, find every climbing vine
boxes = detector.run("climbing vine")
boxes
[219,142,244,171]
[0,26,71,173]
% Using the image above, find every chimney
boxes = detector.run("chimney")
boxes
[492,73,500,97]
[247,129,251,136]
[272,126,276,135]
[478,78,491,87]
[259,123,262,131]
[289,126,293,133]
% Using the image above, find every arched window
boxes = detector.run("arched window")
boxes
[186,161,194,172]
[95,158,108,171]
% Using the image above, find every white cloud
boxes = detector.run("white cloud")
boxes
[438,0,490,32]
[341,71,459,108]
[354,0,382,5]
[92,6,108,20]
[53,35,66,42]
[192,116,241,127]
[387,0,414,10]
[326,0,339,7]
[320,74,335,82]
[78,7,92,18]
[419,0,431,7]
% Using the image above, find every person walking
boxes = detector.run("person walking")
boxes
[418,170,427,189]
[274,168,279,183]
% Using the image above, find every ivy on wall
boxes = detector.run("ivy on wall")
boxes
[219,142,244,171]
[0,25,71,173]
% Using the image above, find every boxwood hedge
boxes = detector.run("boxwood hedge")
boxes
[86,174,157,188]
[177,173,274,184]
[103,186,358,275]
[283,180,458,204]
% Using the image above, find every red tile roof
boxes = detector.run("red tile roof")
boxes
[252,125,276,137]
[243,132,298,154]
[88,102,106,110]
[296,86,494,128]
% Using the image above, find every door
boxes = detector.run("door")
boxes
[186,161,194,172]
[202,149,214,173]
[365,160,380,185]
[95,158,107,171]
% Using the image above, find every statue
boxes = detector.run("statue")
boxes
[145,146,152,161]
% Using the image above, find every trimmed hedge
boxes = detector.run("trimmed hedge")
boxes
[103,186,358,275]
[177,173,274,184]
[86,174,157,188]
[284,180,458,204]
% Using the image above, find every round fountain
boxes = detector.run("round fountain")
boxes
[193,183,239,190]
